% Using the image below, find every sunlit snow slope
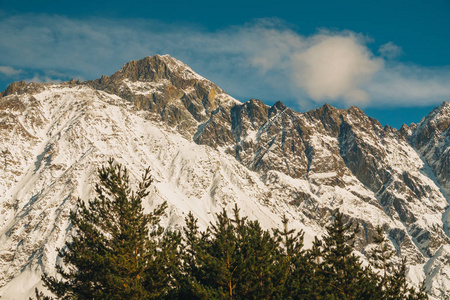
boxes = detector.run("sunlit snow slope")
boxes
[0,55,449,299]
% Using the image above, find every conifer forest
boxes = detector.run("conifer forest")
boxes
[34,161,428,300]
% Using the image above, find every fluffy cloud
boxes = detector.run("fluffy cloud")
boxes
[0,14,449,108]
[379,42,403,59]
[24,74,62,84]
[291,34,382,105]
[0,66,22,76]
[367,65,450,106]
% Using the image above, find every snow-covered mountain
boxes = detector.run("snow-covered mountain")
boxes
[0,55,449,299]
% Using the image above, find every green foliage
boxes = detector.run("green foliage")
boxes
[178,205,285,299]
[316,211,374,299]
[30,288,54,300]
[177,209,427,300]
[273,215,311,299]
[38,163,428,300]
[41,159,178,300]
[369,227,429,300]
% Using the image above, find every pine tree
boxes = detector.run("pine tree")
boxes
[179,205,283,299]
[304,236,325,300]
[371,227,394,284]
[41,159,175,299]
[234,214,280,299]
[173,212,206,299]
[30,288,54,300]
[273,215,311,300]
[317,210,376,299]
[370,226,428,300]
[369,226,396,299]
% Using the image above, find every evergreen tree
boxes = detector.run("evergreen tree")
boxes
[369,226,397,299]
[179,206,283,299]
[173,212,206,299]
[305,236,325,299]
[370,227,428,300]
[234,214,281,299]
[41,159,176,299]
[371,227,394,286]
[36,167,431,300]
[391,259,428,300]
[30,288,54,300]
[273,216,311,300]
[317,210,376,299]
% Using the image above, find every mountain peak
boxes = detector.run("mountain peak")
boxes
[412,101,450,141]
[0,81,27,97]
[111,54,206,83]
[83,55,237,138]
[308,102,341,119]
[0,81,43,98]
[2,55,450,299]
[430,101,450,119]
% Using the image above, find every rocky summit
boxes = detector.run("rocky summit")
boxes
[0,55,449,299]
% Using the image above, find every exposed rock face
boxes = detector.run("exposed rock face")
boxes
[85,55,237,137]
[0,81,27,98]
[0,55,449,299]
[0,81,43,98]
[195,98,449,260]
[408,102,450,193]
[423,245,450,299]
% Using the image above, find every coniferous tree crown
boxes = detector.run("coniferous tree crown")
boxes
[40,160,176,300]
[37,161,428,300]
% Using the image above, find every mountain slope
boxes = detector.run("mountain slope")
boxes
[0,55,449,299]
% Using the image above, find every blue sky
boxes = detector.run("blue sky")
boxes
[1,0,449,128]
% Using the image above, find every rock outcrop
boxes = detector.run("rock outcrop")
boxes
[85,55,237,137]
[0,55,449,299]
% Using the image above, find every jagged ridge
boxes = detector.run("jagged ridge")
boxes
[0,55,449,299]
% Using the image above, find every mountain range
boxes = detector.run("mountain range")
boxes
[0,55,449,299]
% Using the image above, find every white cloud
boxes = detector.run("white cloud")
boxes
[0,14,449,108]
[367,65,450,106]
[379,42,403,59]
[24,74,62,85]
[292,34,383,105]
[0,66,22,76]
